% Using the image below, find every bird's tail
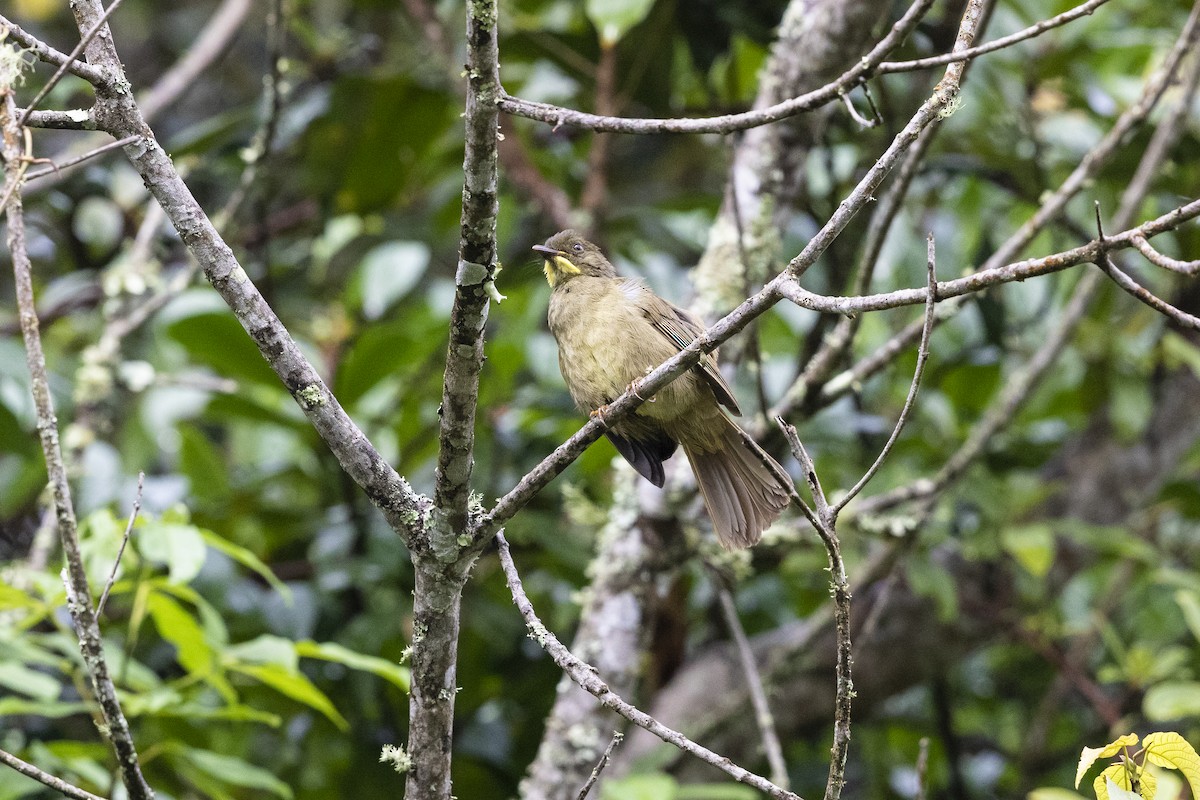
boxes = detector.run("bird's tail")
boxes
[683,417,791,548]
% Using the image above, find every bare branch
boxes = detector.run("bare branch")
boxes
[778,199,1200,315]
[877,0,1112,74]
[17,109,95,129]
[0,748,108,800]
[24,135,139,181]
[432,0,501,544]
[96,472,143,617]
[1096,255,1200,329]
[1130,234,1200,275]
[714,579,790,789]
[498,0,934,135]
[0,15,107,85]
[18,0,129,126]
[495,533,802,800]
[139,0,252,122]
[575,732,623,800]
[830,234,937,515]
[2,91,154,800]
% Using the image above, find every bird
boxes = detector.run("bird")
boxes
[532,229,791,548]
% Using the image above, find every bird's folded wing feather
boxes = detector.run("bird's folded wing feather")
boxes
[620,279,742,415]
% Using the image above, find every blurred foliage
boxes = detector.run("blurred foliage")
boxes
[1,0,1199,798]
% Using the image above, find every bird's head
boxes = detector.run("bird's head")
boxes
[532,230,616,287]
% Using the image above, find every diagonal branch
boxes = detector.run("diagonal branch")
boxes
[496,533,803,800]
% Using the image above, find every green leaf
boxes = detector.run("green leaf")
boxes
[586,0,656,45]
[178,425,231,505]
[1174,590,1200,644]
[0,661,61,701]
[356,240,430,320]
[677,783,762,799]
[1001,523,1056,577]
[200,530,291,601]
[0,698,91,718]
[295,640,410,690]
[1077,734,1138,788]
[226,634,299,670]
[172,748,294,800]
[601,773,678,800]
[137,520,208,585]
[229,663,349,731]
[1144,682,1200,721]
[1028,789,1089,800]
[146,591,217,678]
[1143,731,1200,799]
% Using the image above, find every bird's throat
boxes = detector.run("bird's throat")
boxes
[543,255,581,287]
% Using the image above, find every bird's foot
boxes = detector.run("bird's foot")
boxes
[590,405,611,427]
[627,378,655,403]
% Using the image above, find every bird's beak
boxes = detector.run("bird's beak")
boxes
[531,244,560,257]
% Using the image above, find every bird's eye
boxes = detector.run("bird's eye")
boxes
[571,243,584,253]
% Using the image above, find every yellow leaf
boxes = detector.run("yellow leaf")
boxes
[1093,763,1156,800]
[1078,735,1140,788]
[1142,733,1200,800]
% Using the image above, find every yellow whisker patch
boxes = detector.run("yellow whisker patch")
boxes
[543,255,581,287]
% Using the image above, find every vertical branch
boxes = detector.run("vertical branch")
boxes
[432,0,501,550]
[1,93,154,800]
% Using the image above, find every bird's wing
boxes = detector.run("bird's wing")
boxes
[621,279,742,415]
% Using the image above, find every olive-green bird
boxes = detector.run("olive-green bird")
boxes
[533,230,790,548]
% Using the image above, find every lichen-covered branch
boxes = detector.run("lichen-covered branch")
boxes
[2,91,153,800]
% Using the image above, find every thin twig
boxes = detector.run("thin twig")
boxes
[0,15,107,85]
[18,0,129,126]
[1095,255,1200,329]
[840,89,879,129]
[831,234,937,514]
[878,0,1112,74]
[498,0,935,135]
[0,748,108,800]
[575,731,623,800]
[1130,234,1200,276]
[774,196,1200,316]
[495,532,802,800]
[96,471,143,617]
[775,422,853,800]
[24,135,140,181]
[2,91,154,800]
[714,579,790,789]
[915,738,931,800]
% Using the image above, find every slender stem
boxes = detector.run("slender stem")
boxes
[0,748,108,800]
[830,235,937,514]
[2,92,154,800]
[24,135,140,181]
[877,0,1112,73]
[96,472,144,617]
[495,533,802,800]
[575,731,623,800]
[715,582,790,789]
[18,0,128,126]
[498,0,934,135]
